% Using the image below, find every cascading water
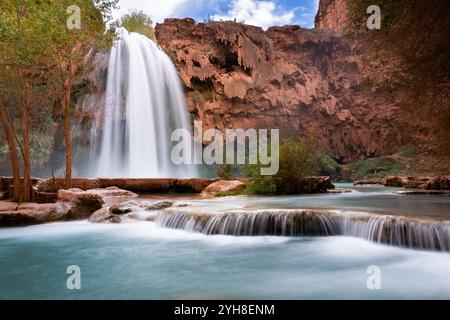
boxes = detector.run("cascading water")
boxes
[155,208,450,252]
[85,28,196,178]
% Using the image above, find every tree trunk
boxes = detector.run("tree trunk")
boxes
[0,102,21,202]
[20,105,33,202]
[64,86,72,188]
[63,63,76,188]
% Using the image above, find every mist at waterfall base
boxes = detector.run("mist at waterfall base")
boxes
[75,28,197,178]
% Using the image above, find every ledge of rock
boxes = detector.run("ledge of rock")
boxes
[89,200,175,224]
[201,180,246,196]
[0,189,104,227]
[383,175,450,190]
[354,178,383,185]
[36,178,217,194]
[0,202,58,227]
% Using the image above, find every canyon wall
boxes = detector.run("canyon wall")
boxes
[156,18,415,163]
[315,0,350,30]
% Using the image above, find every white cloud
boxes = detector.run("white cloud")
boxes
[212,0,295,30]
[112,0,190,24]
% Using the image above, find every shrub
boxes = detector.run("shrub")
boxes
[347,157,403,179]
[119,10,155,40]
[217,164,233,180]
[242,137,321,194]
[318,154,341,180]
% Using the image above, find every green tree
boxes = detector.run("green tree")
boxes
[0,0,117,200]
[42,0,117,186]
[0,0,58,202]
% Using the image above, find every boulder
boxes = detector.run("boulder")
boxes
[0,202,57,227]
[89,207,122,224]
[109,200,173,215]
[90,200,174,223]
[56,189,104,220]
[201,180,246,196]
[297,176,335,193]
[418,176,450,190]
[383,176,411,187]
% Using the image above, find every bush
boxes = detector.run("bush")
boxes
[217,164,233,180]
[119,10,155,40]
[242,137,321,194]
[347,157,403,179]
[318,154,341,180]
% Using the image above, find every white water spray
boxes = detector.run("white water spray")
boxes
[87,28,196,178]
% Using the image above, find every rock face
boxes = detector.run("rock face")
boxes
[156,19,416,163]
[201,180,246,196]
[314,0,350,30]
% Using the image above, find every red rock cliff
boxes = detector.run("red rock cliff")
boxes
[314,0,350,30]
[155,18,419,163]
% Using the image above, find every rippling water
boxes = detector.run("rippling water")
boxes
[1,185,450,299]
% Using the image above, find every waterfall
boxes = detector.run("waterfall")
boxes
[156,209,339,236]
[155,208,450,252]
[340,215,450,251]
[84,28,196,178]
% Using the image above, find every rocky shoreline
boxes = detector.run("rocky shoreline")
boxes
[354,175,450,190]
[0,176,335,227]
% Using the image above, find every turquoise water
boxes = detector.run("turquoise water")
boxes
[1,186,450,300]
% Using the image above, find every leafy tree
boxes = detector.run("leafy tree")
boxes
[0,0,58,202]
[0,0,117,201]
[42,0,117,186]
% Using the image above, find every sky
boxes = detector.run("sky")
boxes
[112,0,320,30]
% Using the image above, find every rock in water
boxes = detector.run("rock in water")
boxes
[201,180,246,196]
[90,200,174,223]
[56,189,104,220]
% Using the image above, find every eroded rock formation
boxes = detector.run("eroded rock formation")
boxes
[315,0,350,30]
[156,18,415,163]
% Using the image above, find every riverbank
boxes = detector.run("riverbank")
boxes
[2,183,450,299]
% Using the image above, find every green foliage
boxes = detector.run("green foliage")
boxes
[215,190,245,197]
[217,164,233,180]
[346,157,403,179]
[119,10,155,40]
[0,0,118,177]
[242,137,320,194]
[319,154,341,180]
[399,145,414,158]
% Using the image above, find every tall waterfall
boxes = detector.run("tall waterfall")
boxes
[85,28,196,178]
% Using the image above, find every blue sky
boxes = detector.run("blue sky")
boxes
[113,0,320,29]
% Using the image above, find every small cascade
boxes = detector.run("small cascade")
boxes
[154,208,450,252]
[204,210,338,236]
[339,215,450,251]
[156,209,339,236]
